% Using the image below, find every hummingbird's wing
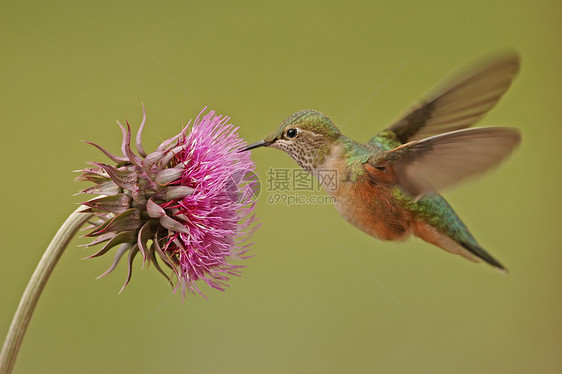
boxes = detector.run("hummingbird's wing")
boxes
[367,127,521,200]
[368,51,520,147]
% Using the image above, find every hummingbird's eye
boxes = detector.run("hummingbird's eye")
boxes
[286,128,298,139]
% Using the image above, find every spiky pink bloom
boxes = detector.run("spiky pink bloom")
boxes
[77,108,259,296]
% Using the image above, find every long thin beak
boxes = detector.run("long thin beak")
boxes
[240,140,270,152]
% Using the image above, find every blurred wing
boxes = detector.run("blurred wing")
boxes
[369,51,520,146]
[368,127,521,199]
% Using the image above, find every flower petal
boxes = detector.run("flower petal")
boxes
[82,194,132,214]
[119,244,140,294]
[87,208,141,236]
[96,244,131,279]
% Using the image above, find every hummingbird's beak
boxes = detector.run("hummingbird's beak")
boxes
[239,140,270,152]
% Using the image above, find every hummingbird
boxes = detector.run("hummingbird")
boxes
[243,52,521,271]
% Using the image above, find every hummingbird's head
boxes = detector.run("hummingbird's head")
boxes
[243,109,341,173]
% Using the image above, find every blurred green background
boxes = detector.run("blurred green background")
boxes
[1,1,561,373]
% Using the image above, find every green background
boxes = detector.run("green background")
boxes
[1,1,561,373]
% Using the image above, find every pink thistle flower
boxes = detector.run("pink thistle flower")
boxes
[77,107,259,296]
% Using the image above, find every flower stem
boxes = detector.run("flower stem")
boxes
[0,206,92,374]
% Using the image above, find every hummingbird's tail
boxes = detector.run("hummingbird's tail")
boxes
[415,221,507,271]
[410,195,507,271]
[457,240,506,271]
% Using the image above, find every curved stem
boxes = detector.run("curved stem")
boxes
[0,206,93,374]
